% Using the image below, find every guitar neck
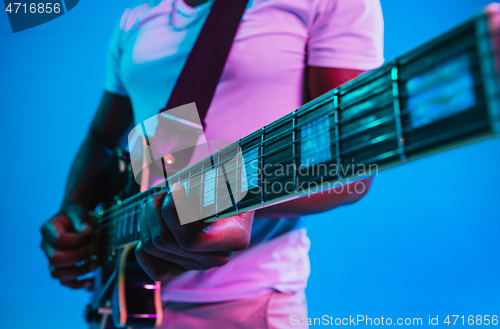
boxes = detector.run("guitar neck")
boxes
[96,13,499,252]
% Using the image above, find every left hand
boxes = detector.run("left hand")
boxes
[135,183,254,281]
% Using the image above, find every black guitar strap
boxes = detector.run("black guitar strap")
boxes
[160,0,249,126]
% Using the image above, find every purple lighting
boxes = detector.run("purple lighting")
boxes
[143,284,159,290]
[130,314,158,318]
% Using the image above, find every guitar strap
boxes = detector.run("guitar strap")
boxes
[160,0,249,126]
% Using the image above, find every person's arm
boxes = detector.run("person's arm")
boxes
[41,90,255,284]
[40,91,134,289]
[61,92,134,210]
[255,68,372,219]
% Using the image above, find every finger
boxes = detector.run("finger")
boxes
[139,200,198,258]
[60,278,94,290]
[50,260,98,281]
[140,234,231,270]
[162,184,254,252]
[140,195,179,253]
[135,242,186,281]
[141,193,235,267]
[41,215,89,250]
[42,241,94,267]
[66,204,92,234]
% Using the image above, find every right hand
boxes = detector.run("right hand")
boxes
[40,204,98,289]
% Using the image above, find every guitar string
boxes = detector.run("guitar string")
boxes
[96,69,495,229]
[96,37,495,228]
[101,104,496,243]
[97,26,498,246]
[97,71,494,228]
[103,114,492,247]
[98,36,493,223]
[97,96,495,234]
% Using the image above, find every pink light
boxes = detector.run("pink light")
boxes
[164,154,175,165]
[143,284,159,290]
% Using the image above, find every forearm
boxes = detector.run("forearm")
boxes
[255,177,372,218]
[60,92,134,212]
[255,67,372,218]
[60,135,116,212]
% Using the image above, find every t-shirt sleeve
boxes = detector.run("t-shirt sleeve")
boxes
[307,0,384,70]
[103,11,130,97]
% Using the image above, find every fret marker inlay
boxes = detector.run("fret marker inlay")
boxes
[300,116,332,166]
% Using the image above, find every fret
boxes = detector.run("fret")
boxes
[217,144,240,215]
[333,93,342,180]
[180,167,190,191]
[238,131,261,210]
[201,156,217,219]
[97,13,500,259]
[235,140,241,211]
[199,158,205,217]
[260,127,265,204]
[296,103,337,191]
[214,153,219,216]
[187,161,203,219]
[391,64,407,161]
[186,165,192,199]
[262,115,295,201]
[291,111,298,193]
[122,209,127,244]
[296,96,335,168]
[202,162,216,207]
[116,214,122,246]
[338,65,400,169]
[399,34,488,157]
[132,203,138,241]
[299,115,332,166]
[242,145,259,190]
[136,202,141,238]
[128,208,134,242]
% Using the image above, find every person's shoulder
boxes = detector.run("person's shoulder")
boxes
[117,0,169,32]
[315,0,381,11]
[313,0,382,24]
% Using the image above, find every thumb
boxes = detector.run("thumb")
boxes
[170,183,187,204]
[65,204,92,234]
[164,182,200,225]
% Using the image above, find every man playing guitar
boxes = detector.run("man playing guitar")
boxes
[40,1,500,327]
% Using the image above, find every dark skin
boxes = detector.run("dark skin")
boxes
[40,66,372,287]
[40,0,375,285]
[42,1,500,286]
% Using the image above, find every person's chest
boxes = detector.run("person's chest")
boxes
[119,0,317,126]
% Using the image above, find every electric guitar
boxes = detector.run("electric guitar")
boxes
[85,12,499,328]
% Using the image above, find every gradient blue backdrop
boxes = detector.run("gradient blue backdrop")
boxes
[0,1,498,328]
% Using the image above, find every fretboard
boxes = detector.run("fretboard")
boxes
[96,13,499,253]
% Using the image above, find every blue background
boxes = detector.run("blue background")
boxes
[0,0,498,328]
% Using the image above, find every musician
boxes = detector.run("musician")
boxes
[41,0,385,327]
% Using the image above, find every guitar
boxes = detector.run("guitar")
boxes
[85,12,499,328]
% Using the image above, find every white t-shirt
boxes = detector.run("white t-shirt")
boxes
[105,0,384,302]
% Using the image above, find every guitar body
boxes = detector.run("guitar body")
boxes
[84,12,500,329]
[85,150,163,329]
[112,245,162,328]
[87,246,162,328]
